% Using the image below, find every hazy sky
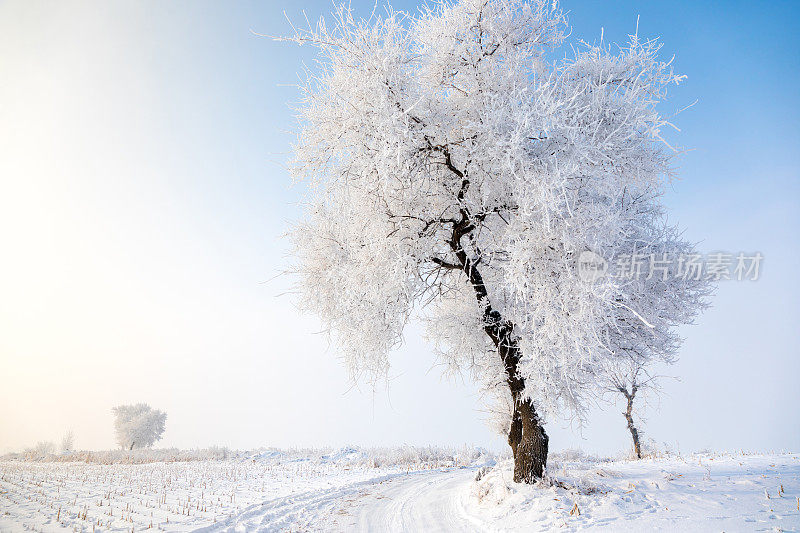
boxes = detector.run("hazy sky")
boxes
[1,0,798,455]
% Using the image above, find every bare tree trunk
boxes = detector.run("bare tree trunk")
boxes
[623,394,642,459]
[461,259,550,482]
[456,250,549,481]
[442,152,549,482]
[508,396,549,482]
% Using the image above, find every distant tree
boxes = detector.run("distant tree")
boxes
[60,430,75,453]
[601,225,710,459]
[34,441,55,457]
[285,0,708,482]
[604,356,655,459]
[112,404,167,450]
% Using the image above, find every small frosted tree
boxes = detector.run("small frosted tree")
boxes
[60,430,75,454]
[285,0,708,482]
[601,222,711,459]
[34,441,54,457]
[112,404,167,450]
[605,356,654,459]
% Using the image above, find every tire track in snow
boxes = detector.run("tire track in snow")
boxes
[349,468,487,532]
[192,472,401,532]
[194,468,485,532]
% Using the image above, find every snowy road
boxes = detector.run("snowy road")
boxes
[202,467,483,532]
[349,468,483,532]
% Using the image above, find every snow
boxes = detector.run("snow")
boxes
[2,449,798,531]
[468,452,800,531]
[0,446,489,532]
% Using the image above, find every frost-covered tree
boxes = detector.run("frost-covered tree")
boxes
[285,0,707,482]
[60,430,75,454]
[112,404,167,450]
[34,441,54,457]
[606,356,652,459]
[601,225,711,459]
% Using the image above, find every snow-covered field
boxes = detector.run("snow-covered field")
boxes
[0,446,487,532]
[1,448,798,532]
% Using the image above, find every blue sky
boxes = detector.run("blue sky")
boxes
[0,0,798,454]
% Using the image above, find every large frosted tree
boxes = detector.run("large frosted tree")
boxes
[286,0,707,482]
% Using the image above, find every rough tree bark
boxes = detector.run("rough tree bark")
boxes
[469,264,550,482]
[437,149,549,482]
[508,396,549,481]
[621,387,642,459]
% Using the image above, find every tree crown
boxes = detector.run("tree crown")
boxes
[287,0,710,423]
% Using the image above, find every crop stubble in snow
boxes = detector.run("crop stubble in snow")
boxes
[1,449,799,531]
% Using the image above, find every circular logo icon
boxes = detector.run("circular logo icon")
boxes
[577,250,607,282]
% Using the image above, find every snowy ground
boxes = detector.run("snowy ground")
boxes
[1,449,798,532]
[0,446,487,532]
[466,452,800,532]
